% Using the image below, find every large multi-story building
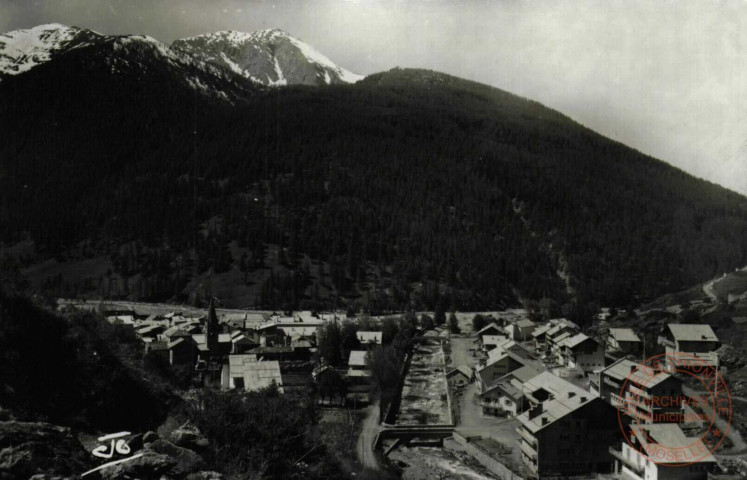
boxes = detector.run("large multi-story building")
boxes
[658,324,720,373]
[536,319,580,359]
[479,364,540,417]
[516,372,621,477]
[607,327,643,356]
[475,350,527,393]
[557,332,606,374]
[506,318,536,341]
[609,423,718,480]
[591,358,684,424]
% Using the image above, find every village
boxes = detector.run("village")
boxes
[60,295,747,480]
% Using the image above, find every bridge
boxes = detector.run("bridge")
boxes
[374,423,456,455]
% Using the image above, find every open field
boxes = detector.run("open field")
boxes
[713,270,747,302]
[449,336,479,370]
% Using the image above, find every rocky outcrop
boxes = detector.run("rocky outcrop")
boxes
[0,421,92,479]
[717,344,747,370]
[148,439,204,475]
[143,430,159,445]
[170,421,208,452]
[98,450,176,479]
[186,471,224,480]
[0,420,219,480]
[97,434,207,479]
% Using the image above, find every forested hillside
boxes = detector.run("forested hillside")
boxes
[2,63,747,317]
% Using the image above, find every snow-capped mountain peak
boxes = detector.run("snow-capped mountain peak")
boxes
[172,28,364,86]
[0,23,98,78]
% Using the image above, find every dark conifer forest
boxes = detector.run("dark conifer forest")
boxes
[2,52,747,314]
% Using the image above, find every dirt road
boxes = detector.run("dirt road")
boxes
[356,403,383,470]
[703,280,718,303]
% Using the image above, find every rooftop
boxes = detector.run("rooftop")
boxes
[228,354,258,367]
[552,331,573,345]
[475,323,504,336]
[667,324,719,342]
[447,365,473,379]
[518,372,596,433]
[483,334,508,344]
[602,358,678,389]
[609,328,641,343]
[482,365,541,396]
[240,360,284,393]
[163,326,191,338]
[487,338,517,357]
[191,333,232,344]
[631,423,717,464]
[231,334,258,345]
[348,350,369,367]
[531,324,553,338]
[357,331,383,344]
[248,345,294,354]
[488,378,524,401]
[561,332,595,349]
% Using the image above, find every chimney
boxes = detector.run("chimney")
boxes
[528,403,544,419]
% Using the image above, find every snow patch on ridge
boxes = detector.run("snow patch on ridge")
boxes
[269,56,287,86]
[173,28,364,86]
[0,24,80,77]
[286,35,363,83]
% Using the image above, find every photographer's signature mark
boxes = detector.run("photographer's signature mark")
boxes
[81,431,143,477]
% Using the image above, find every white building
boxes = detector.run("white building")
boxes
[558,333,605,374]
[610,423,717,480]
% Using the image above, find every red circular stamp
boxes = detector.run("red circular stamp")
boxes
[615,352,731,467]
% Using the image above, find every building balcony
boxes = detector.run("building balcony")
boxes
[603,375,622,389]
[624,392,653,410]
[516,426,537,447]
[609,446,644,476]
[627,383,648,398]
[670,351,720,370]
[519,438,537,459]
[610,392,626,408]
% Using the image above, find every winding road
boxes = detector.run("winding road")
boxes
[703,280,719,303]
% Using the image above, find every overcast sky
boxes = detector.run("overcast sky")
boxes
[2,0,747,195]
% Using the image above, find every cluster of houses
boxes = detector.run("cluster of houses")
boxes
[105,303,730,479]
[103,304,381,404]
[460,315,727,479]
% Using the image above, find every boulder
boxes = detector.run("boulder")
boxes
[127,432,144,452]
[29,475,77,480]
[717,344,746,370]
[143,430,159,445]
[0,421,91,478]
[186,471,224,480]
[147,439,204,475]
[169,421,208,452]
[98,450,175,480]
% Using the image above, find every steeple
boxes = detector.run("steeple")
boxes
[207,297,219,350]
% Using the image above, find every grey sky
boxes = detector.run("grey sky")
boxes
[2,0,746,195]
